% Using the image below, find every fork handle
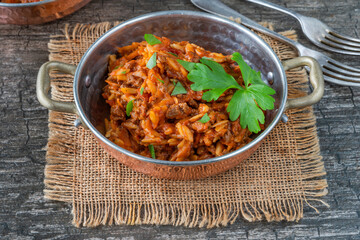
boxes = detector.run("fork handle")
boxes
[191,0,302,52]
[245,0,302,21]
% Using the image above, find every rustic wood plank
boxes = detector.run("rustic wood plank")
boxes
[1,0,360,239]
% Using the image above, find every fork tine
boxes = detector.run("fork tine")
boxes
[324,33,360,48]
[323,65,360,78]
[313,38,360,55]
[320,57,360,86]
[323,69,360,83]
[322,74,360,87]
[320,39,360,54]
[327,60,360,74]
[329,30,360,44]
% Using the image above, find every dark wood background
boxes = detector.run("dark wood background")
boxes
[1,0,360,239]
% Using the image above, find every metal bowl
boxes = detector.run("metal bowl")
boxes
[37,11,324,180]
[0,0,90,25]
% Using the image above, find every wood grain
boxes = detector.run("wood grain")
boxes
[0,0,359,239]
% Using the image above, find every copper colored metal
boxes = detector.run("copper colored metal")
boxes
[0,0,91,25]
[98,137,263,180]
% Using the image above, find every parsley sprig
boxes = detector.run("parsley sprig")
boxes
[178,52,275,133]
[144,34,162,45]
[198,113,210,123]
[171,81,187,96]
[147,53,157,69]
[148,144,156,159]
[126,100,134,117]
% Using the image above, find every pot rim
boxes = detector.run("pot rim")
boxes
[73,10,287,166]
[0,0,54,7]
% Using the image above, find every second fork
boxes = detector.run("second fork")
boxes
[245,0,360,55]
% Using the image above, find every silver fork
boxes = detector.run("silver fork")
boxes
[191,0,360,87]
[245,0,360,55]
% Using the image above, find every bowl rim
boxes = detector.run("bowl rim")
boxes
[73,10,287,166]
[0,0,54,7]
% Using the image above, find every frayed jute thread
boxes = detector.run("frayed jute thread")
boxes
[44,22,328,228]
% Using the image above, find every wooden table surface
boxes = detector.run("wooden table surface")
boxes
[1,0,360,239]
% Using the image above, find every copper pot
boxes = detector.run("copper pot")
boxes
[36,11,324,180]
[0,0,90,25]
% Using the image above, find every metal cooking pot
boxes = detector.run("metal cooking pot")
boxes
[37,11,324,180]
[0,0,90,25]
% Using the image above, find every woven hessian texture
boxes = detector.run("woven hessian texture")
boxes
[44,22,328,228]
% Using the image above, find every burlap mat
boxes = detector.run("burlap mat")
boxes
[44,22,328,228]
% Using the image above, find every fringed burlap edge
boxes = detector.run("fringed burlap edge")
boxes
[43,22,328,228]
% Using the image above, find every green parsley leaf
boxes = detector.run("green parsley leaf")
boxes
[126,99,134,117]
[231,52,265,86]
[171,81,187,96]
[140,87,144,95]
[120,70,127,74]
[144,34,162,45]
[247,84,276,110]
[202,56,214,61]
[198,113,210,123]
[114,66,120,70]
[149,144,156,159]
[177,59,197,72]
[146,53,157,69]
[179,58,241,101]
[168,52,178,57]
[180,52,275,133]
[157,78,164,84]
[227,89,265,132]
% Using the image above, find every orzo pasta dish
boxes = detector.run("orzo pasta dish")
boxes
[102,34,275,161]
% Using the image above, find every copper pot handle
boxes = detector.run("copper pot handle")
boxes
[36,61,78,114]
[282,56,324,110]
